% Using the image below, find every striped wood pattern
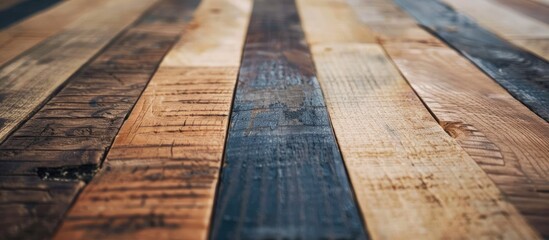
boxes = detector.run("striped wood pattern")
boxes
[210,0,367,238]
[394,0,549,122]
[0,0,113,66]
[55,0,252,239]
[442,0,549,61]
[0,0,159,143]
[298,0,540,239]
[0,0,200,238]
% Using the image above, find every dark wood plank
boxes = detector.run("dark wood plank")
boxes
[394,0,549,122]
[210,0,368,238]
[0,0,61,29]
[0,0,200,239]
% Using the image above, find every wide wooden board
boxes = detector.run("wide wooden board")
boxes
[210,0,367,239]
[0,0,160,144]
[394,0,549,122]
[55,0,252,239]
[0,0,199,238]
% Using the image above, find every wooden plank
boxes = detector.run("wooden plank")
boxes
[441,0,549,61]
[347,0,549,237]
[297,0,541,239]
[493,0,549,24]
[0,0,200,238]
[0,0,161,144]
[385,43,549,239]
[55,0,252,239]
[0,0,114,66]
[394,0,549,122]
[0,0,61,29]
[210,0,367,239]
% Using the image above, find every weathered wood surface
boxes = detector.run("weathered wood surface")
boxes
[0,0,113,66]
[441,0,549,61]
[55,0,252,239]
[493,0,549,24]
[0,0,200,239]
[348,0,549,237]
[0,0,61,29]
[394,0,549,122]
[210,0,367,239]
[298,0,541,239]
[0,0,161,144]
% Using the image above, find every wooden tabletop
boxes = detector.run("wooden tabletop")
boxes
[0,0,547,239]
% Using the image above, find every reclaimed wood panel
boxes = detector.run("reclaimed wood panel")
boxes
[348,0,549,237]
[385,43,549,239]
[0,0,200,238]
[0,0,61,29]
[442,0,549,61]
[55,0,252,239]
[210,0,367,239]
[298,0,540,239]
[394,0,549,122]
[0,0,160,144]
[0,0,113,66]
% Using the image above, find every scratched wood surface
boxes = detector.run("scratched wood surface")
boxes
[394,0,549,123]
[0,0,114,66]
[0,0,61,29]
[0,0,200,238]
[297,0,540,239]
[441,0,549,61]
[55,0,251,239]
[0,0,160,144]
[210,0,367,239]
[348,0,549,237]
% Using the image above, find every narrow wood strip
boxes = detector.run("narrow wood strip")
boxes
[0,0,113,66]
[441,0,549,61]
[347,0,549,237]
[0,0,161,144]
[210,0,367,238]
[297,0,540,239]
[394,0,549,122]
[55,0,251,239]
[0,0,61,29]
[493,0,549,24]
[0,0,200,238]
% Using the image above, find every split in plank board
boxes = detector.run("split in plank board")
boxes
[347,0,549,237]
[0,0,61,29]
[0,0,160,144]
[0,0,115,66]
[441,0,549,61]
[0,0,200,238]
[211,0,367,239]
[394,0,549,122]
[55,0,252,239]
[297,0,540,239]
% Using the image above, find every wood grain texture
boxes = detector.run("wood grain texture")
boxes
[347,0,549,237]
[55,0,252,239]
[0,0,61,29]
[0,0,113,66]
[441,0,549,61]
[298,0,540,238]
[384,44,549,239]
[394,0,549,122]
[0,0,200,239]
[0,0,160,144]
[210,0,367,239]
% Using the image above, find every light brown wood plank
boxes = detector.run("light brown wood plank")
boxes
[347,0,549,237]
[55,0,252,239]
[441,0,549,60]
[0,0,160,143]
[0,0,113,66]
[297,0,540,239]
